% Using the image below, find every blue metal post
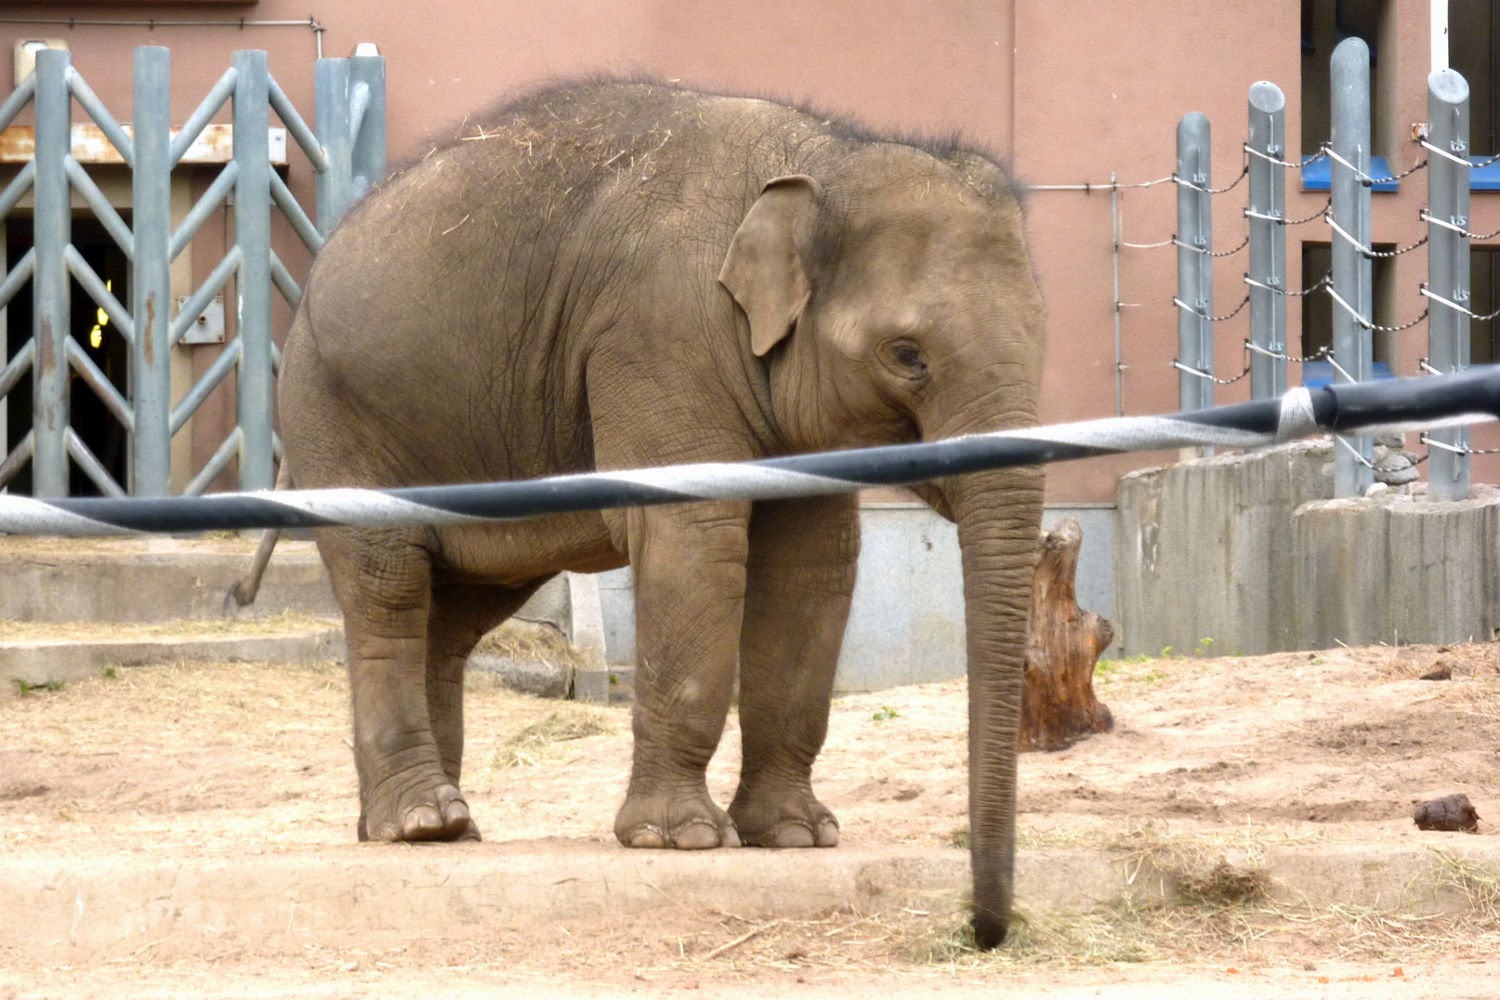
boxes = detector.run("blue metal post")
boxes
[1426,69,1471,501]
[1175,112,1213,413]
[1330,37,1374,497]
[1247,82,1288,401]
[31,49,71,497]
[233,50,275,491]
[132,46,173,495]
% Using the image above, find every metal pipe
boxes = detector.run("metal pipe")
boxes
[132,45,172,495]
[64,244,132,341]
[0,17,326,60]
[314,57,352,236]
[1426,68,1471,501]
[171,66,237,167]
[1110,172,1123,416]
[171,245,240,347]
[31,48,71,497]
[65,340,131,431]
[171,161,238,261]
[1330,37,1374,497]
[233,50,275,491]
[1175,112,1213,414]
[348,55,387,204]
[1247,81,1288,401]
[65,428,125,497]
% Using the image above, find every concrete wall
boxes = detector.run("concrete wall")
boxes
[1117,446,1500,657]
[1294,487,1500,649]
[1116,442,1333,657]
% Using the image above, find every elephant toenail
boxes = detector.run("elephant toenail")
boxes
[403,805,443,838]
[627,827,667,849]
[672,823,721,850]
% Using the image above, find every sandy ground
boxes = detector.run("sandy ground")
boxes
[1,639,1498,997]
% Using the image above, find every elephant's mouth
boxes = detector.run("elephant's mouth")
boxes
[911,481,955,521]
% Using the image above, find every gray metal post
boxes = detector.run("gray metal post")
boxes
[1176,112,1213,412]
[132,46,172,496]
[314,58,352,237]
[348,54,387,205]
[233,50,275,491]
[1330,37,1374,497]
[31,49,71,497]
[1247,82,1288,401]
[1426,69,1471,501]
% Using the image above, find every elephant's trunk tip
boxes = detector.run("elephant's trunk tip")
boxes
[971,909,1008,951]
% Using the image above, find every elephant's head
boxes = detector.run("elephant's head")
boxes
[719,145,1045,948]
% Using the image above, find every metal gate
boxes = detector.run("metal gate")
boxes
[0,44,385,498]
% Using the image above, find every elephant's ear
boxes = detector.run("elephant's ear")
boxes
[718,175,822,358]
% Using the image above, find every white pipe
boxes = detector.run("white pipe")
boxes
[1431,0,1449,73]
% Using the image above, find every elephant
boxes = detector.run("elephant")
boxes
[277,79,1045,949]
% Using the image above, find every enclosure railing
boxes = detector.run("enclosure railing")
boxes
[0,45,386,498]
[1111,37,1489,499]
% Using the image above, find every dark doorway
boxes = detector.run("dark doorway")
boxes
[4,216,131,496]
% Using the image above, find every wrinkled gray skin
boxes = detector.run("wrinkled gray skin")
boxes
[279,80,1044,948]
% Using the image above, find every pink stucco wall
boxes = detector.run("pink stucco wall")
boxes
[0,0,1494,499]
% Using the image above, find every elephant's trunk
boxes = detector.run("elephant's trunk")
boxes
[942,464,1044,949]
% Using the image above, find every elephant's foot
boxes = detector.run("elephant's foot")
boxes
[357,775,475,843]
[729,783,840,848]
[614,787,741,850]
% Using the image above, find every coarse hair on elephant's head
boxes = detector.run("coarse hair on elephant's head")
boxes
[719,146,1043,457]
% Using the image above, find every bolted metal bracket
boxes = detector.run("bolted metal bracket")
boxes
[176,293,225,344]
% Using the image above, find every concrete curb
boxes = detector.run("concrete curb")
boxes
[0,539,340,623]
[4,840,1495,958]
[0,628,345,693]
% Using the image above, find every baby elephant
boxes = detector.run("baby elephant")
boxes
[278,79,1045,948]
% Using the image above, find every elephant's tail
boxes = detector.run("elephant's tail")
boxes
[223,461,293,614]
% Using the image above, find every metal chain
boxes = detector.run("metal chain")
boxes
[1366,234,1429,259]
[1243,143,1327,169]
[1174,294,1250,323]
[1421,284,1500,323]
[1283,197,1332,226]
[1326,212,1427,259]
[1208,235,1249,258]
[1384,157,1429,183]
[1370,307,1429,334]
[1173,161,1249,196]
[1249,271,1331,298]
[1420,433,1500,457]
[1319,142,1424,187]
[1243,341,1332,364]
[1171,234,1249,257]
[1421,210,1500,242]
[1172,359,1251,386]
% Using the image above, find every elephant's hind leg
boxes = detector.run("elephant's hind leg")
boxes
[425,578,546,841]
[730,494,859,848]
[320,526,470,843]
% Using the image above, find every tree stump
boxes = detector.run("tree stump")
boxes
[1020,518,1115,752]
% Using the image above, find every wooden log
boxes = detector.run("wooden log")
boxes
[1020,518,1115,752]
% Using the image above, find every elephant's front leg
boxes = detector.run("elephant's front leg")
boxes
[319,528,473,843]
[613,500,751,850]
[730,494,859,848]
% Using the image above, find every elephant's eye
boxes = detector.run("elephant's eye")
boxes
[882,340,929,380]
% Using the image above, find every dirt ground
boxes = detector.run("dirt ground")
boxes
[2,638,1499,998]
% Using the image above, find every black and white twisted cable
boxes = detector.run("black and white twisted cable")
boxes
[2,368,1497,537]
